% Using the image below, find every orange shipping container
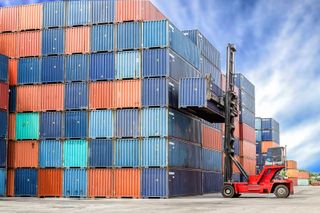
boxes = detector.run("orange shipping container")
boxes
[8,113,16,140]
[8,59,18,86]
[7,142,15,169]
[41,84,64,111]
[89,81,114,109]
[239,123,256,143]
[240,140,256,159]
[0,83,9,110]
[65,27,90,54]
[0,33,18,58]
[17,85,42,112]
[88,169,113,198]
[298,171,310,179]
[286,160,297,169]
[234,120,240,138]
[6,169,14,197]
[287,169,298,178]
[116,0,166,22]
[18,31,41,57]
[114,168,140,198]
[0,6,19,32]
[240,157,256,175]
[18,4,42,31]
[114,80,141,108]
[261,141,279,153]
[201,124,222,151]
[38,169,63,197]
[10,141,39,168]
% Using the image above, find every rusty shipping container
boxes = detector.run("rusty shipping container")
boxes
[0,6,19,32]
[113,79,141,108]
[65,27,90,55]
[114,168,140,198]
[18,4,42,31]
[9,141,39,168]
[38,169,63,197]
[88,169,113,198]
[18,31,41,58]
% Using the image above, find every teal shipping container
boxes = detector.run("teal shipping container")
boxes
[16,113,39,140]
[63,140,88,168]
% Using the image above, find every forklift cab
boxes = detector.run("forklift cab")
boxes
[265,147,286,166]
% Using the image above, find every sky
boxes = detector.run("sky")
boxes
[152,0,320,172]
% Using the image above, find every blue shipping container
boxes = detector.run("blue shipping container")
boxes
[0,112,7,138]
[14,169,37,197]
[201,149,222,172]
[255,117,262,130]
[0,55,8,82]
[234,138,240,156]
[9,86,16,113]
[0,169,5,196]
[92,0,114,24]
[39,140,62,168]
[234,73,255,98]
[239,90,255,113]
[169,169,202,197]
[91,24,114,52]
[115,109,140,138]
[142,168,167,198]
[40,112,62,139]
[0,139,6,167]
[63,169,87,197]
[141,138,167,167]
[41,56,64,83]
[256,142,261,154]
[202,171,223,193]
[89,110,113,139]
[115,139,140,167]
[200,56,221,86]
[115,50,141,79]
[63,140,87,168]
[239,106,255,128]
[90,52,115,81]
[66,0,91,27]
[66,54,89,82]
[42,28,65,55]
[117,22,142,50]
[43,1,65,28]
[65,82,88,110]
[261,130,280,143]
[65,111,88,139]
[18,58,41,84]
[261,118,280,131]
[89,139,113,167]
[256,130,262,142]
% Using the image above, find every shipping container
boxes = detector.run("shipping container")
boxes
[66,0,91,27]
[261,129,280,143]
[42,28,65,55]
[201,123,222,151]
[38,169,63,197]
[16,113,39,140]
[18,57,41,85]
[64,111,88,139]
[89,81,114,109]
[65,26,90,54]
[14,169,37,197]
[114,168,140,198]
[115,109,140,138]
[115,50,141,79]
[286,160,297,169]
[0,140,6,167]
[0,55,8,82]
[89,110,113,139]
[234,138,240,156]
[89,139,113,168]
[260,141,279,153]
[117,22,141,50]
[43,1,65,28]
[63,168,87,197]
[115,139,140,167]
[141,168,167,198]
[239,123,256,143]
[115,0,165,22]
[298,171,310,179]
[0,83,9,110]
[202,171,223,193]
[239,90,255,113]
[8,59,18,86]
[234,73,255,98]
[0,6,19,32]
[261,118,280,131]
[63,140,87,168]
[0,112,8,138]
[239,107,255,130]
[7,142,14,169]
[92,0,114,24]
[91,24,114,52]
[256,130,262,142]
[65,82,88,110]
[8,113,16,140]
[9,87,16,113]
[6,169,14,196]
[18,31,41,57]
[240,140,256,159]
[113,79,141,108]
[0,169,6,196]
[66,54,89,82]
[90,52,115,81]
[41,84,64,111]
[141,107,201,144]
[0,33,18,58]
[88,169,112,198]
[39,140,62,168]
[18,4,42,31]
[199,56,221,86]
[201,148,222,172]
[41,56,64,83]
[297,179,309,186]
[255,117,261,130]
[240,157,256,175]
[10,141,38,168]
[16,85,41,112]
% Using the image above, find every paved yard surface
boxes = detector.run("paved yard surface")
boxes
[0,186,319,213]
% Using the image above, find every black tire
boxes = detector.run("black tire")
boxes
[274,185,289,198]
[233,194,241,198]
[222,185,235,198]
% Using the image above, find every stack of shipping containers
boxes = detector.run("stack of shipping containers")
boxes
[255,118,280,173]
[0,0,233,198]
[234,73,256,177]
[286,160,298,186]
[0,55,8,196]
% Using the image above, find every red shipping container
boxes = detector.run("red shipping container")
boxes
[0,33,18,58]
[41,84,64,111]
[89,81,114,109]
[8,113,16,140]
[6,169,14,196]
[239,123,256,143]
[7,142,15,169]
[114,168,140,198]
[38,169,63,197]
[240,157,256,176]
[0,6,19,32]
[8,59,18,86]
[88,169,113,198]
[9,141,39,168]
[114,79,141,108]
[0,82,9,110]
[65,27,90,54]
[201,123,222,151]
[18,4,42,31]
[240,140,256,159]
[18,31,41,57]
[116,0,166,22]
[16,85,42,112]
[298,171,310,179]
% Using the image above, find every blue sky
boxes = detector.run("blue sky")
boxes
[152,0,320,172]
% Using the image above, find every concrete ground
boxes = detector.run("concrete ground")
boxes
[0,186,319,213]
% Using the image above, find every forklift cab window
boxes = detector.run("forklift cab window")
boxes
[265,147,284,166]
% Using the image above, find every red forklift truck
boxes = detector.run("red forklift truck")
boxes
[222,44,294,198]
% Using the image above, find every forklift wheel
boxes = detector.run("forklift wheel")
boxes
[222,185,235,198]
[274,185,289,198]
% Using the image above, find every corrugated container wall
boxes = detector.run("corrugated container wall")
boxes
[89,81,114,109]
[66,0,91,27]
[64,111,88,139]
[0,54,9,82]
[115,139,140,167]
[40,112,62,139]
[116,50,141,79]
[41,84,64,111]
[9,86,16,112]
[169,169,202,197]
[141,168,167,198]
[8,113,16,140]
[14,169,37,197]
[41,56,64,83]
[18,4,42,31]
[88,169,113,198]
[6,169,14,197]
[18,31,41,57]
[90,52,114,81]
[8,59,18,86]
[38,169,63,197]
[39,140,62,168]
[114,168,140,198]
[89,140,113,167]
[115,109,140,138]
[89,110,113,139]
[117,22,141,50]
[66,54,89,82]
[0,6,19,32]
[65,82,88,110]
[63,140,87,168]
[0,112,7,138]
[0,83,9,110]
[42,28,65,55]
[18,57,41,85]
[0,140,6,167]
[114,79,141,108]
[91,24,114,52]
[63,169,87,197]
[16,85,41,112]
[11,141,39,168]
[65,27,90,54]
[0,33,18,58]
[43,1,65,28]
[16,113,39,140]
[0,169,6,196]
[92,0,114,24]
